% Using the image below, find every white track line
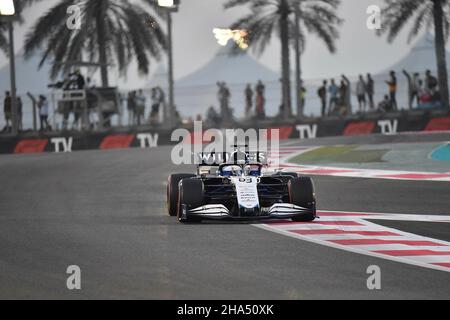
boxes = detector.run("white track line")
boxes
[269,147,450,182]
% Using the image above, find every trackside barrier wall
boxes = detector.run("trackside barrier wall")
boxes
[1,112,450,154]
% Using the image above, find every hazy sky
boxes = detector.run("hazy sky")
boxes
[0,0,443,88]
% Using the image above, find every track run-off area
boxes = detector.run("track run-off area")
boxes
[0,133,449,299]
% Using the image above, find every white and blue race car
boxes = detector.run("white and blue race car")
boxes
[167,149,317,223]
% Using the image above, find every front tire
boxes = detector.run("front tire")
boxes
[167,174,196,217]
[288,177,316,222]
[177,178,204,223]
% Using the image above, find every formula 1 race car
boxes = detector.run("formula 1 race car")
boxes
[166,149,317,223]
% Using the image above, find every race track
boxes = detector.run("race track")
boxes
[0,141,450,299]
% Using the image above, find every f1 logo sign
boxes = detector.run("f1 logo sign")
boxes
[51,137,73,153]
[136,133,159,149]
[378,120,398,135]
[296,125,318,140]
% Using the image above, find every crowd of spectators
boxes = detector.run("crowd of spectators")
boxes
[2,91,24,133]
[316,69,442,117]
[404,70,441,109]
[207,80,267,124]
[126,86,165,126]
[203,69,445,126]
[2,68,447,133]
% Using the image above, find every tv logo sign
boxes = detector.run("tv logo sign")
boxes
[136,133,159,149]
[51,137,73,153]
[378,120,398,135]
[296,124,318,139]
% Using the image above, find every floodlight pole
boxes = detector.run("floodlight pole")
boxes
[158,0,179,127]
[1,16,19,135]
[1,0,18,134]
[167,9,175,126]
[294,3,302,120]
[8,20,18,135]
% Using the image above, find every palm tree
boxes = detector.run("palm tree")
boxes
[379,0,450,109]
[0,0,40,55]
[224,0,342,119]
[24,0,166,87]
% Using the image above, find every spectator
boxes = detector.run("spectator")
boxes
[206,106,220,125]
[342,75,352,114]
[73,69,85,90]
[417,79,432,104]
[328,79,338,114]
[411,72,422,108]
[245,84,253,119]
[366,73,375,110]
[378,95,392,113]
[317,80,327,117]
[338,79,348,116]
[72,70,86,129]
[127,91,136,126]
[174,110,181,125]
[217,82,223,117]
[150,88,161,125]
[17,97,23,131]
[157,87,166,120]
[404,70,418,109]
[299,81,307,117]
[217,82,231,122]
[425,70,440,102]
[60,100,71,130]
[356,75,367,113]
[135,89,146,126]
[255,80,266,119]
[3,91,12,132]
[38,95,50,131]
[223,83,231,120]
[425,70,438,94]
[386,71,398,110]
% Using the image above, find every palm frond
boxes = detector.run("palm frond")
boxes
[23,0,167,83]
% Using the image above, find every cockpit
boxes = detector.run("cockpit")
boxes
[220,164,262,177]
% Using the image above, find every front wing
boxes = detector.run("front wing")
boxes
[181,203,315,221]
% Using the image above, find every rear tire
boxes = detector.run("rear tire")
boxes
[288,177,316,222]
[177,178,204,223]
[167,174,196,217]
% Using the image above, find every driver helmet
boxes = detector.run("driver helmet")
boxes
[222,165,243,177]
[244,165,261,177]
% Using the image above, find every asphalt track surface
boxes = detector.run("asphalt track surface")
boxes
[0,141,450,299]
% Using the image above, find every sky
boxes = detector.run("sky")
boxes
[0,0,443,89]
